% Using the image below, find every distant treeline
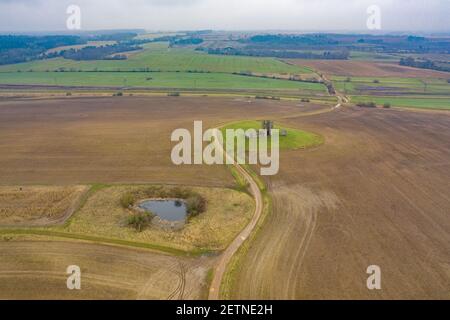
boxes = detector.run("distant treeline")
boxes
[0,35,83,50]
[171,38,204,46]
[0,32,144,65]
[90,32,137,42]
[400,57,450,72]
[56,44,143,61]
[202,47,349,60]
[0,35,83,65]
[237,34,450,54]
[242,34,339,48]
[151,35,204,47]
[199,33,450,61]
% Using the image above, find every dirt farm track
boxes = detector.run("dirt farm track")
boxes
[0,96,449,299]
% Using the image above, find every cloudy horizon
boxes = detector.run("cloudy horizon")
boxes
[0,0,449,33]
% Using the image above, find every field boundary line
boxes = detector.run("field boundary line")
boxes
[0,229,211,257]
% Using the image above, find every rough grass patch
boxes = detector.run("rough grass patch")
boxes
[127,211,154,232]
[48,185,254,252]
[0,186,88,226]
[221,120,324,151]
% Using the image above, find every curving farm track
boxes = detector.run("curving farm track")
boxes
[208,129,264,300]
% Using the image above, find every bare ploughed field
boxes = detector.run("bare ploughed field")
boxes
[285,59,450,78]
[232,106,450,299]
[2,96,448,300]
[0,241,213,300]
[0,96,313,186]
[0,96,323,300]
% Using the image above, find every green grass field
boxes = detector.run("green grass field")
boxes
[221,120,324,151]
[333,75,450,110]
[348,51,399,62]
[0,42,321,93]
[333,76,450,95]
[1,41,447,106]
[351,95,450,110]
[0,42,312,75]
[0,71,327,92]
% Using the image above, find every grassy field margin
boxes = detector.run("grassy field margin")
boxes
[219,165,272,299]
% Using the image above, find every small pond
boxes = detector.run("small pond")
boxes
[138,200,187,222]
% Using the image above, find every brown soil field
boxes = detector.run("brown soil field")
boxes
[0,240,214,300]
[0,96,317,186]
[3,95,448,299]
[231,106,450,299]
[0,96,327,299]
[0,185,88,226]
[284,59,450,78]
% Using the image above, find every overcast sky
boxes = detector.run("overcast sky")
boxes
[0,0,449,33]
